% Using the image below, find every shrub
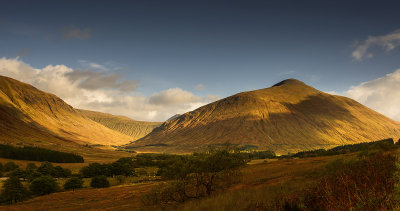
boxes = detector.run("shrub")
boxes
[64,177,83,191]
[8,168,26,179]
[303,152,398,210]
[26,171,43,182]
[90,176,110,188]
[0,176,28,204]
[149,147,246,204]
[29,176,59,196]
[26,163,37,170]
[3,162,18,172]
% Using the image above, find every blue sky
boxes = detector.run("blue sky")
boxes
[1,0,400,121]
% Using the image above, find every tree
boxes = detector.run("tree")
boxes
[64,177,83,190]
[152,147,246,203]
[8,168,26,179]
[0,176,28,204]
[90,176,110,188]
[4,162,19,172]
[26,163,37,171]
[54,166,71,178]
[37,162,55,176]
[26,171,43,182]
[29,176,59,196]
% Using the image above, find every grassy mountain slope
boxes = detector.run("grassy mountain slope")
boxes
[0,75,133,160]
[79,109,161,140]
[129,79,400,154]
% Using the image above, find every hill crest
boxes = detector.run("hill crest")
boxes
[129,79,400,154]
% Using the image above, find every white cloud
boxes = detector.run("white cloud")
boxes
[195,83,205,91]
[0,57,218,121]
[345,69,400,120]
[77,60,107,70]
[352,30,400,61]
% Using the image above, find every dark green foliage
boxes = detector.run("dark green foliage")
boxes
[64,177,83,191]
[292,138,398,158]
[36,162,71,178]
[0,176,28,204]
[37,162,55,176]
[3,162,19,172]
[29,176,59,196]
[80,158,136,178]
[80,163,108,178]
[242,150,276,159]
[26,163,37,170]
[90,176,110,188]
[26,171,43,182]
[240,144,258,151]
[147,147,246,204]
[0,163,3,172]
[0,144,84,163]
[8,168,26,179]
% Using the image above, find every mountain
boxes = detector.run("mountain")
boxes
[0,75,133,159]
[79,109,161,140]
[128,79,400,154]
[166,114,181,121]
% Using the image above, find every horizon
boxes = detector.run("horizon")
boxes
[1,0,400,121]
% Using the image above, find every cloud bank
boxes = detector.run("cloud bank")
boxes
[352,30,400,61]
[345,69,400,120]
[0,58,218,121]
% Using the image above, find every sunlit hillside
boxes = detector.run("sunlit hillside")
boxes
[130,79,400,154]
[79,109,161,141]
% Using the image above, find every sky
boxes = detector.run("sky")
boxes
[1,0,400,121]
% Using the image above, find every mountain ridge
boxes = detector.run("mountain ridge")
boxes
[128,79,400,154]
[79,109,161,140]
[0,75,133,159]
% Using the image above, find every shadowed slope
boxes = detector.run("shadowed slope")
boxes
[0,76,132,156]
[79,109,161,141]
[129,79,400,154]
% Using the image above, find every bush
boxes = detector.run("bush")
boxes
[0,176,28,204]
[8,168,26,179]
[64,177,83,191]
[90,176,110,188]
[26,163,37,170]
[303,152,398,210]
[149,147,246,204]
[29,176,59,196]
[3,162,19,172]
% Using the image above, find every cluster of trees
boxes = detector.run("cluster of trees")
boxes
[0,144,84,163]
[0,160,114,204]
[242,150,276,159]
[0,162,75,204]
[145,147,247,204]
[291,138,398,158]
[80,157,136,177]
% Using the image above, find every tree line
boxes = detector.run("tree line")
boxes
[0,144,84,163]
[290,138,398,158]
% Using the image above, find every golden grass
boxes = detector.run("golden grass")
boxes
[79,109,161,141]
[131,79,400,154]
[0,153,356,211]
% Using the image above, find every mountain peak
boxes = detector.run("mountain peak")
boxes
[272,78,305,87]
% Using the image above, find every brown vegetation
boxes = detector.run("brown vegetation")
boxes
[129,79,400,154]
[79,109,161,141]
[0,75,132,161]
